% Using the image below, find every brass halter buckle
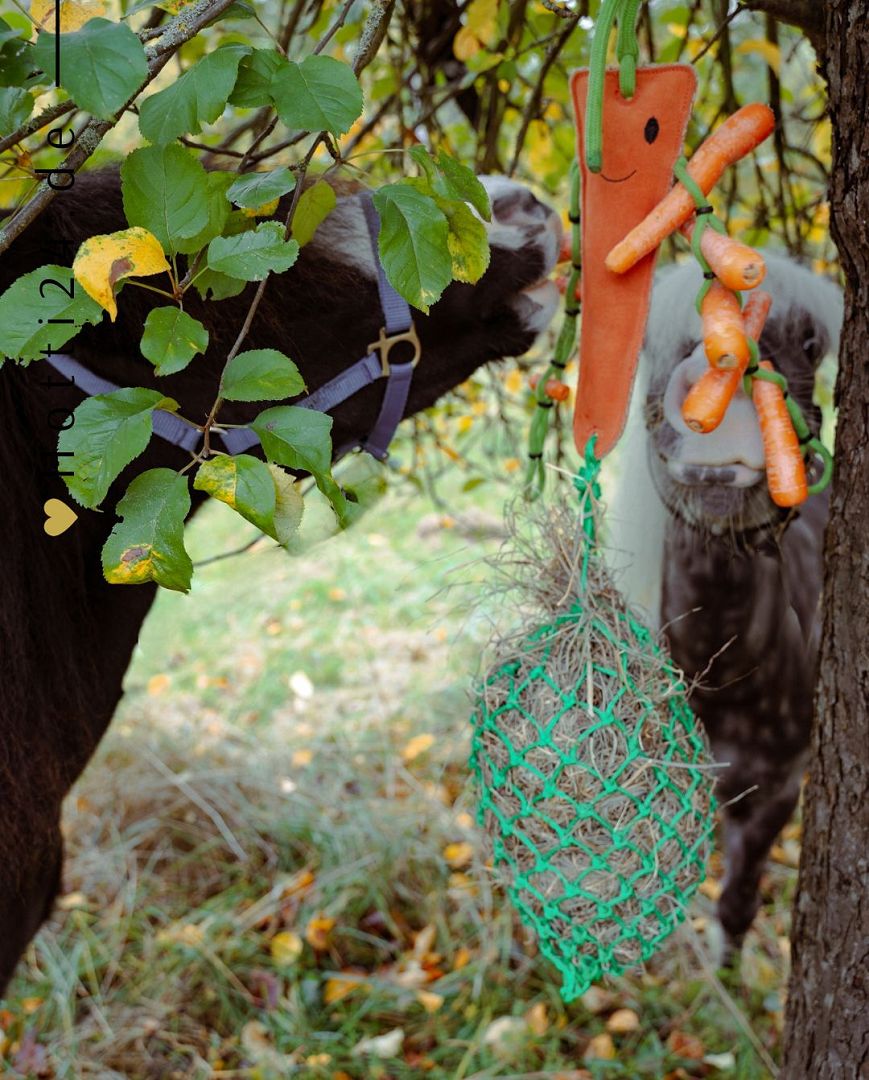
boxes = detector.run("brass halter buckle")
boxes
[367,324,422,376]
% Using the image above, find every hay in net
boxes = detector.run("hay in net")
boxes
[470,465,716,1001]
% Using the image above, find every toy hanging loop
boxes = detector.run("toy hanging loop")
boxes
[585,0,643,172]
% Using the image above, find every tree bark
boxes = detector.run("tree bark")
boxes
[781,3,869,1077]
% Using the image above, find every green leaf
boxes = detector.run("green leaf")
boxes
[0,265,103,364]
[250,405,348,523]
[181,170,234,253]
[140,306,209,376]
[194,453,276,537]
[193,267,247,301]
[268,463,304,544]
[291,179,337,246]
[437,197,490,283]
[32,19,148,120]
[138,44,250,145]
[0,20,36,89]
[0,86,32,136]
[229,46,283,108]
[207,221,299,281]
[59,387,179,509]
[271,54,363,137]
[220,348,304,402]
[372,184,452,313]
[226,167,296,210]
[193,455,303,546]
[102,469,192,593]
[435,151,491,221]
[122,145,211,256]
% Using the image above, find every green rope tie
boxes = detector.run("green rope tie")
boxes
[525,160,582,496]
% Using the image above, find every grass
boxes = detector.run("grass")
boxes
[0,447,796,1080]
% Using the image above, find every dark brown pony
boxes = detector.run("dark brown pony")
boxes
[0,168,563,990]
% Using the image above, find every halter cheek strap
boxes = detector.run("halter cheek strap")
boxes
[45,191,419,464]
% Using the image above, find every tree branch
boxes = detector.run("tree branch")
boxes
[738,0,825,48]
[0,0,238,257]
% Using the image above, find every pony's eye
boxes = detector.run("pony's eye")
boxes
[644,117,660,144]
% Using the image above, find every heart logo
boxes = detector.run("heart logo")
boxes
[43,498,78,537]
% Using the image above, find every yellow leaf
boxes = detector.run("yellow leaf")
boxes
[416,989,444,1013]
[584,1033,616,1060]
[526,1002,549,1036]
[443,841,473,869]
[735,39,781,76]
[147,673,171,696]
[453,946,471,970]
[305,913,336,951]
[30,0,106,32]
[324,975,364,1004]
[270,930,303,965]
[504,368,523,394]
[457,415,474,433]
[292,748,313,766]
[466,0,499,46]
[73,227,170,321]
[606,1008,640,1034]
[699,877,722,900]
[402,733,435,761]
[504,457,520,473]
[453,24,481,61]
[242,198,280,218]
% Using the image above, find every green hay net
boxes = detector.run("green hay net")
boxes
[470,447,716,1002]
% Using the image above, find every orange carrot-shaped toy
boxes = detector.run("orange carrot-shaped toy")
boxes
[606,103,775,275]
[683,290,772,433]
[700,280,749,370]
[679,222,766,291]
[570,65,697,457]
[752,360,808,506]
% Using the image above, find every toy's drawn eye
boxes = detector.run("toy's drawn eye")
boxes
[644,117,660,144]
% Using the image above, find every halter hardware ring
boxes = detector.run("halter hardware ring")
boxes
[368,324,422,376]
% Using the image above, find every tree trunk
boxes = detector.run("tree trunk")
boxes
[781,3,869,1077]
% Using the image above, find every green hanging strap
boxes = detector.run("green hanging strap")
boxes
[585,0,642,173]
[574,435,602,592]
[672,157,833,496]
[525,160,582,497]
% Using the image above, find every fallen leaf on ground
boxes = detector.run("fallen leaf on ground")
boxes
[270,930,303,965]
[443,841,474,868]
[402,733,435,761]
[584,1032,616,1061]
[667,1030,705,1060]
[305,913,336,951]
[352,1028,404,1058]
[606,1007,640,1033]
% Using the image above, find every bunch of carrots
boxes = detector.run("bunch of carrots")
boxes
[605,102,808,508]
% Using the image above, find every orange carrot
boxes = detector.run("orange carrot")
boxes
[679,221,766,291]
[605,103,775,274]
[682,290,773,433]
[752,360,808,507]
[701,280,749,370]
[544,378,570,402]
[682,368,741,433]
[741,289,773,342]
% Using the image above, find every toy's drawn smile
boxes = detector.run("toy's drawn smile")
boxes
[599,168,637,183]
